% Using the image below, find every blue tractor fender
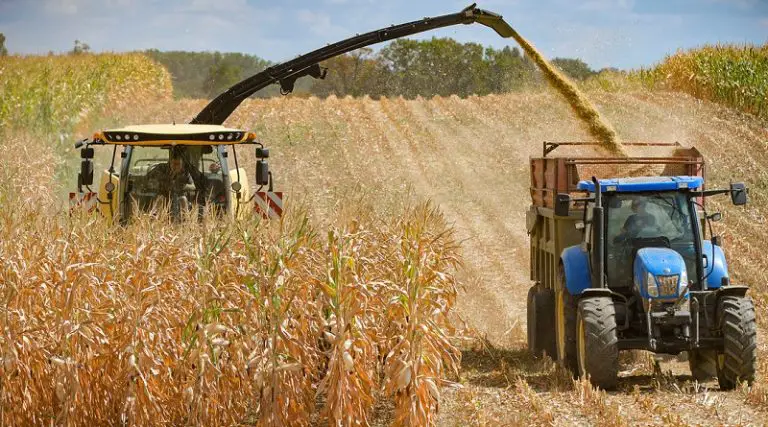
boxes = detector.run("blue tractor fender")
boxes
[560,245,593,295]
[702,240,729,289]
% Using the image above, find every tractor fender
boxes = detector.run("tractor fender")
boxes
[715,285,749,299]
[702,241,729,289]
[560,245,592,295]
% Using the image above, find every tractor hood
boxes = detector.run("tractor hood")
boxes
[633,247,688,299]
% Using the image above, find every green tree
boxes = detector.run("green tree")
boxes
[71,39,90,55]
[0,33,8,56]
[380,37,489,98]
[550,57,596,81]
[485,46,538,92]
[313,48,390,98]
[202,54,244,98]
[146,50,274,98]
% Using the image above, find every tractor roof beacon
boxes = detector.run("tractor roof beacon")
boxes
[526,142,756,390]
[70,4,517,223]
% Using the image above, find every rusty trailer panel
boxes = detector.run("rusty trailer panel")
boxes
[530,142,705,209]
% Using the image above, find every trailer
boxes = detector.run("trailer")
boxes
[526,142,756,390]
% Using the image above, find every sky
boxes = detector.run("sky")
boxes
[0,0,766,70]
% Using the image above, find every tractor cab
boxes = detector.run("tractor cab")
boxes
[577,177,703,296]
[69,124,278,224]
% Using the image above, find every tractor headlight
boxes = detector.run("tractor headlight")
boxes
[680,270,688,288]
[646,272,659,297]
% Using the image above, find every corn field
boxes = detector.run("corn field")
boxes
[5,50,768,425]
[0,198,462,425]
[637,43,768,120]
[0,53,172,138]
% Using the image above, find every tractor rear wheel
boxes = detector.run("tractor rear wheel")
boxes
[555,266,578,373]
[689,350,717,382]
[527,284,557,358]
[716,296,758,390]
[576,296,619,390]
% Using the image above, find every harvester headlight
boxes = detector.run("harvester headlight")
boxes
[209,134,215,141]
[133,134,139,141]
[116,134,122,141]
[227,133,233,140]
[646,272,659,297]
[218,134,224,140]
[124,134,130,140]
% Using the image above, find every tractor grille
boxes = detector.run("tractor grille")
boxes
[657,275,679,297]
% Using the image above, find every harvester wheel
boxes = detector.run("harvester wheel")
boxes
[555,266,578,373]
[576,296,619,390]
[716,296,757,390]
[688,350,717,382]
[527,284,557,358]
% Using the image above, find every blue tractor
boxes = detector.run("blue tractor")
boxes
[527,142,757,390]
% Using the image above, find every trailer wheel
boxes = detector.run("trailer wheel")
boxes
[556,266,578,373]
[527,284,557,358]
[716,296,758,390]
[576,296,619,390]
[689,350,717,382]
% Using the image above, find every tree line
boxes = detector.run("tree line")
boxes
[0,33,601,99]
[146,38,601,100]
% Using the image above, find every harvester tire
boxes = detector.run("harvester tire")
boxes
[716,296,757,390]
[688,350,717,382]
[527,284,557,358]
[556,266,578,374]
[576,296,619,390]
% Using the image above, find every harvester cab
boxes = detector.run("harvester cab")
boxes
[527,142,756,390]
[69,124,279,223]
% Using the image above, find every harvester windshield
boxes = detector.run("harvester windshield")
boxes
[606,192,697,289]
[124,145,226,218]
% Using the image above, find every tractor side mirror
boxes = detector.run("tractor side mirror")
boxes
[555,193,571,217]
[712,235,722,247]
[707,212,722,222]
[256,147,269,159]
[730,182,747,206]
[80,160,94,186]
[256,160,269,186]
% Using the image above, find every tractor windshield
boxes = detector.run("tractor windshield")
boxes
[605,192,697,290]
[123,145,225,219]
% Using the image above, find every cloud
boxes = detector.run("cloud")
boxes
[297,9,348,38]
[709,0,758,10]
[578,0,634,12]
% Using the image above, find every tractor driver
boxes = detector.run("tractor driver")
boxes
[614,198,657,242]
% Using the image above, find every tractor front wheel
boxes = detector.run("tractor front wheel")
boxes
[527,284,557,358]
[716,296,758,390]
[555,266,578,373]
[576,296,619,390]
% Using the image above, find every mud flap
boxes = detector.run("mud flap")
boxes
[254,192,283,219]
[68,192,98,214]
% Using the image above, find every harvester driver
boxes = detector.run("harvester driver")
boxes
[147,147,208,220]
